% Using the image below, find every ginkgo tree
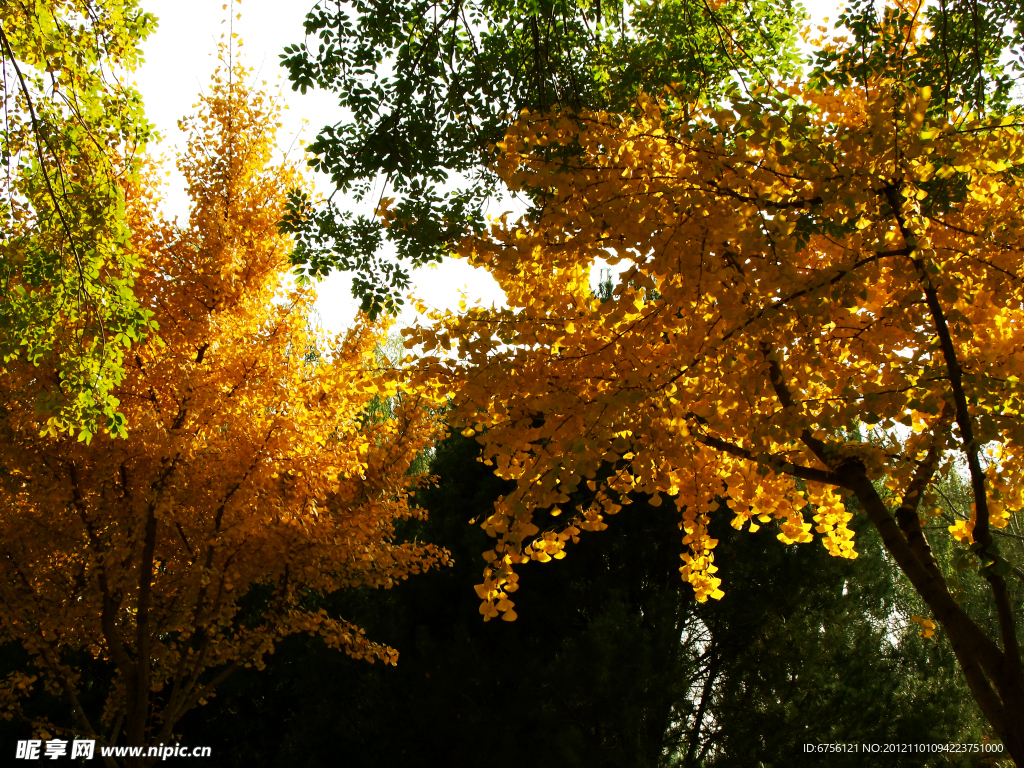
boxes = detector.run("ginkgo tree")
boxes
[404,1,1024,758]
[0,60,446,765]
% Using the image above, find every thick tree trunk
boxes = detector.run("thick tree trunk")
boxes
[848,468,1024,764]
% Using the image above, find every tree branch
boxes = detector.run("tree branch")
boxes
[884,184,1024,695]
[893,406,953,583]
[693,429,840,486]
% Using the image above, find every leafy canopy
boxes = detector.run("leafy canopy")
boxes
[404,0,1024,757]
[0,59,447,761]
[279,0,805,317]
[1,0,160,441]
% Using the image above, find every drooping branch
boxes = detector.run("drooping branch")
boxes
[0,22,89,286]
[666,247,908,389]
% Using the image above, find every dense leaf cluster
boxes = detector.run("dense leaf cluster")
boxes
[278,0,804,316]
[1,0,159,440]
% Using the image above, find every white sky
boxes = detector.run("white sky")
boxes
[134,0,840,334]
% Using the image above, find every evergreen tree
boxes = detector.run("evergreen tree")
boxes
[182,434,993,766]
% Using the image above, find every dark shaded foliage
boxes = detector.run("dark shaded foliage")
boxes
[175,434,992,766]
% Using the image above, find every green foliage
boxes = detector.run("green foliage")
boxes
[811,0,1024,115]
[1,0,159,440]
[923,455,1024,670]
[688,514,993,767]
[279,0,805,317]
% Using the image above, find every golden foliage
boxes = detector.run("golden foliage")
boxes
[405,52,1024,619]
[0,62,447,745]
